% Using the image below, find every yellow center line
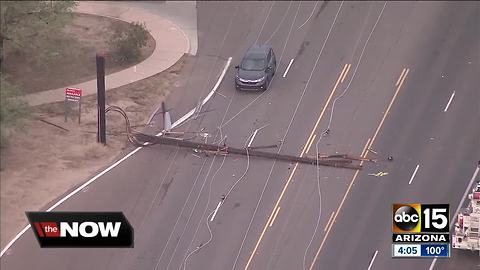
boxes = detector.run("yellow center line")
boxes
[244,63,351,270]
[341,64,352,83]
[309,138,370,270]
[368,68,409,150]
[305,134,317,154]
[309,67,410,270]
[269,207,281,227]
[395,67,407,87]
[323,211,335,232]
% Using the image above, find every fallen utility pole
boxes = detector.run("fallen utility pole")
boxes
[135,133,363,170]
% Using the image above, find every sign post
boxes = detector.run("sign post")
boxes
[64,87,82,124]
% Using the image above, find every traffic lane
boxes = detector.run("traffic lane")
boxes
[166,5,356,266]
[242,2,420,269]
[117,2,306,267]
[353,165,480,270]
[136,1,322,268]
[364,1,478,165]
[172,159,293,270]
[379,40,480,270]
[112,1,286,268]
[172,0,315,140]
[216,0,345,138]
[253,166,363,270]
[310,2,479,269]
[218,0,373,158]
[201,2,389,268]
[115,151,226,270]
[311,142,478,269]
[119,155,270,270]
[143,1,322,268]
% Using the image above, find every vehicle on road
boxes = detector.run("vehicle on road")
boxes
[235,44,276,91]
[452,181,480,252]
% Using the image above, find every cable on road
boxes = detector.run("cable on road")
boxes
[302,136,324,270]
[181,154,227,270]
[110,2,243,269]
[263,1,294,45]
[232,3,344,269]
[220,1,300,131]
[156,4,243,268]
[224,133,254,201]
[176,34,240,268]
[301,4,388,269]
[296,1,319,30]
[254,2,275,45]
[324,2,387,135]
[154,157,208,269]
[181,128,255,269]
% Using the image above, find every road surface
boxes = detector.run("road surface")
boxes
[1,1,479,270]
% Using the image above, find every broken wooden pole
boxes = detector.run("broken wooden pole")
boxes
[134,133,362,170]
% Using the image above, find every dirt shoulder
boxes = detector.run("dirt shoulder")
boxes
[0,55,187,249]
[1,13,155,94]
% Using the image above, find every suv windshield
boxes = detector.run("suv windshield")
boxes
[241,57,266,71]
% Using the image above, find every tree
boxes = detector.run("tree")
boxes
[0,76,29,148]
[108,21,149,63]
[0,1,77,66]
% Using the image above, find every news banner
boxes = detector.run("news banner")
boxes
[392,204,450,258]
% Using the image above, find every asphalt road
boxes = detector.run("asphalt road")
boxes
[1,1,479,270]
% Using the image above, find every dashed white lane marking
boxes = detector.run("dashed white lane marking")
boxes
[247,129,259,148]
[408,164,420,185]
[367,250,379,270]
[443,91,455,112]
[210,201,223,222]
[0,57,233,258]
[283,58,294,77]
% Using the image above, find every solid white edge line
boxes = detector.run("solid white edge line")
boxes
[443,91,455,112]
[282,59,294,78]
[428,166,480,270]
[210,201,223,222]
[367,250,379,270]
[171,57,232,129]
[408,164,420,185]
[0,56,233,258]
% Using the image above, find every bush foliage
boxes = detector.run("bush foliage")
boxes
[0,77,29,148]
[108,21,149,63]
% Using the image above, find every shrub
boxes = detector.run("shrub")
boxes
[108,21,149,63]
[0,77,29,148]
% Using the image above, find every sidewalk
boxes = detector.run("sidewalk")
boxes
[22,1,194,107]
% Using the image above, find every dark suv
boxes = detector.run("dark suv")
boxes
[235,45,276,91]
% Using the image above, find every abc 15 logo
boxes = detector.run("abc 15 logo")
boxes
[392,204,449,233]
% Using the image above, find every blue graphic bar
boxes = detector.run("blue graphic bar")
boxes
[420,244,450,257]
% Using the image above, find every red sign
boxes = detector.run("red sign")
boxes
[65,88,82,101]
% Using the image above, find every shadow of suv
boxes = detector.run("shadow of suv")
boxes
[235,45,276,91]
